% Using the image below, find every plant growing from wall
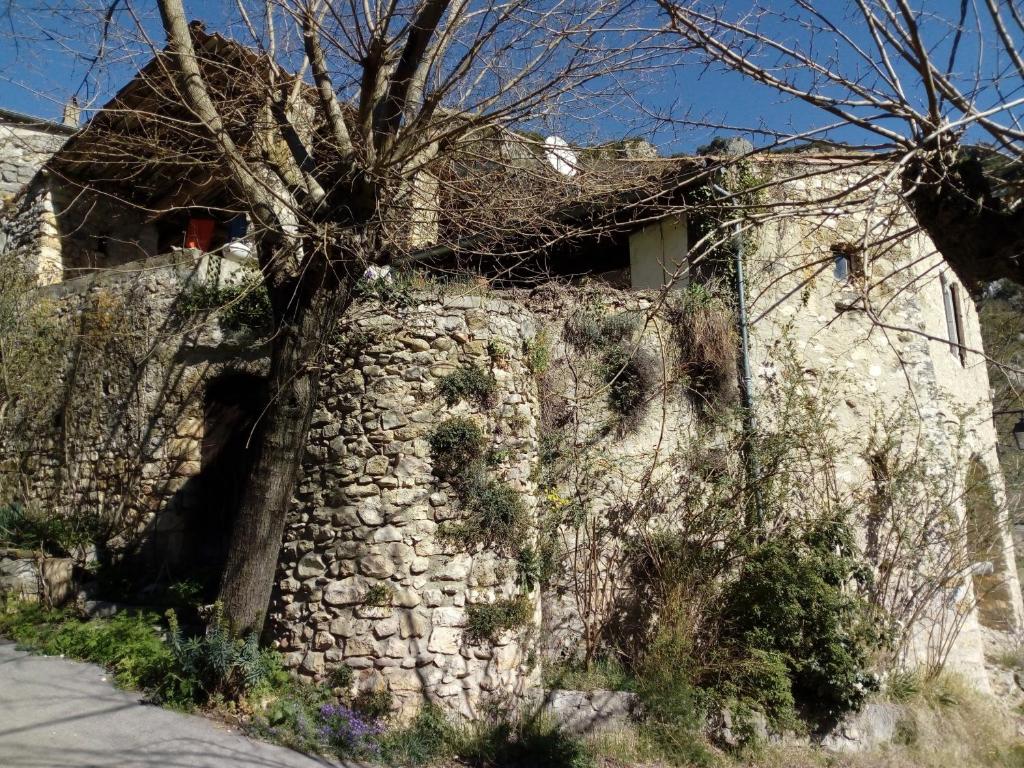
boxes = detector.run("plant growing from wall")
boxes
[437,363,497,407]
[524,330,551,376]
[601,344,659,432]
[362,583,394,608]
[465,595,533,644]
[443,477,530,556]
[429,417,486,482]
[668,282,740,413]
[177,268,272,334]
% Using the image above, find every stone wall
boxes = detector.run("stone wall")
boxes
[270,291,546,718]
[0,117,69,199]
[1,159,1022,717]
[0,548,74,605]
[746,157,1024,685]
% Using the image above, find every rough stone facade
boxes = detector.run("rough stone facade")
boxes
[746,157,1024,686]
[1,156,1021,717]
[270,293,546,717]
[0,111,71,199]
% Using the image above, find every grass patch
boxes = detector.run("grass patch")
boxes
[543,656,635,692]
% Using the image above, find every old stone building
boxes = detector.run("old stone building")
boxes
[1,87,1022,718]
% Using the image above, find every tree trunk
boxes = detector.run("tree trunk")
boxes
[216,254,349,635]
[903,153,1024,291]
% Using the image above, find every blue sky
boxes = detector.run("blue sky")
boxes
[0,2,1006,154]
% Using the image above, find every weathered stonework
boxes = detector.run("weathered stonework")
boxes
[269,293,546,717]
[0,112,71,199]
[1,156,1021,719]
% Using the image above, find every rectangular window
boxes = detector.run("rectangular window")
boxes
[941,274,967,364]
[833,245,863,282]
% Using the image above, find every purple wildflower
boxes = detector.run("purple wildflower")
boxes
[317,702,385,757]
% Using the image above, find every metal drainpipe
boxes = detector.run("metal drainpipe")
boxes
[710,180,760,526]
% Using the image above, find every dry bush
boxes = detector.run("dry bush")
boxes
[668,284,740,413]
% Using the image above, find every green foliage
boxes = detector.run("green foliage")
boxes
[429,417,486,481]
[524,331,551,375]
[465,595,533,644]
[329,664,354,691]
[515,546,542,591]
[362,583,394,607]
[886,668,924,703]
[253,677,335,754]
[487,339,509,362]
[177,272,272,333]
[352,687,394,720]
[0,601,176,694]
[633,610,718,766]
[444,478,529,556]
[438,363,497,407]
[166,579,204,609]
[164,603,282,705]
[543,656,634,692]
[601,344,658,431]
[0,502,106,558]
[457,712,595,768]
[720,514,881,719]
[379,704,456,765]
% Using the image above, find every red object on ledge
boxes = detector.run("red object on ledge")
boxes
[186,218,215,251]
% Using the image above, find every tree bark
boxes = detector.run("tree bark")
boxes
[903,153,1024,292]
[216,249,350,635]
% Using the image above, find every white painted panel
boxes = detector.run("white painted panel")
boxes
[629,214,688,290]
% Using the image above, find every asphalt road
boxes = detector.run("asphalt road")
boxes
[0,641,352,768]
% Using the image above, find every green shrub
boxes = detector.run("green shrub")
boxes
[178,275,272,333]
[465,595,532,644]
[429,417,486,481]
[515,546,542,591]
[728,648,797,731]
[380,704,457,765]
[524,331,551,375]
[164,603,282,705]
[720,515,882,719]
[438,363,497,407]
[0,502,105,558]
[601,344,658,431]
[633,611,717,766]
[444,478,529,556]
[329,664,354,692]
[487,340,510,362]
[564,305,608,350]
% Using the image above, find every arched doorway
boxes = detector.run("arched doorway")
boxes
[964,457,1015,631]
[183,372,266,600]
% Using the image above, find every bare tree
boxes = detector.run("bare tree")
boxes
[658,1,1024,290]
[61,0,660,633]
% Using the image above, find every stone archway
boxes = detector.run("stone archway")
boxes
[964,457,1015,631]
[181,372,266,599]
